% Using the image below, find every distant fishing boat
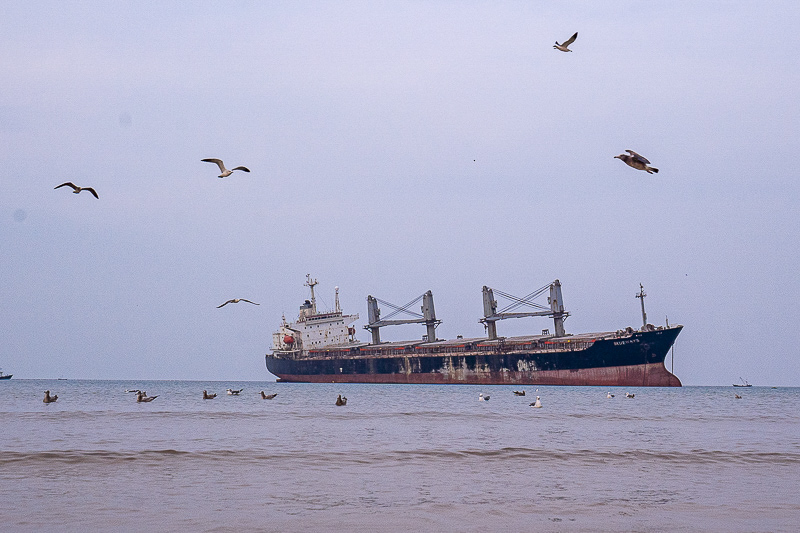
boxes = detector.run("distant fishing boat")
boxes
[0,369,12,380]
[733,377,752,387]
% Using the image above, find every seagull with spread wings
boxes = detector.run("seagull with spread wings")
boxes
[614,150,659,174]
[202,158,251,178]
[54,182,99,199]
[554,32,578,52]
[217,298,260,308]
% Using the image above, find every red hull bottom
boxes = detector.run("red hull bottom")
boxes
[274,362,681,387]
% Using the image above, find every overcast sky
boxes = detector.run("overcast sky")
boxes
[2,2,798,385]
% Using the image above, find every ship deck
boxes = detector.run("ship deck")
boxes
[281,328,650,360]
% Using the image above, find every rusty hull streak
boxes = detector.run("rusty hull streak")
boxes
[275,362,681,387]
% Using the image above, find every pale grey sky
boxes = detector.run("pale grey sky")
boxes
[2,2,798,385]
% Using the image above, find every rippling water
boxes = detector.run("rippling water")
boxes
[1,380,798,532]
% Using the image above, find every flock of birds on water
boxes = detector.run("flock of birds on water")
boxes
[39,387,751,405]
[39,388,313,404]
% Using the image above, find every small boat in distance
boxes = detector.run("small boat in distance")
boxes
[0,369,12,380]
[733,377,752,387]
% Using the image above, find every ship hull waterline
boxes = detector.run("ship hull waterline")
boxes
[266,327,682,387]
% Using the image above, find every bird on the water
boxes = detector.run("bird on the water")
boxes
[614,150,659,174]
[217,298,260,308]
[201,158,250,178]
[554,32,578,52]
[335,394,347,406]
[530,396,542,408]
[734,393,742,399]
[479,393,490,401]
[607,392,615,398]
[54,182,99,199]
[137,391,157,402]
[260,391,278,400]
[203,390,217,399]
[625,392,635,398]
[43,390,58,403]
[513,390,526,396]
[227,388,243,395]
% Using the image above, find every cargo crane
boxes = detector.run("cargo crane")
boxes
[480,280,569,340]
[365,290,440,344]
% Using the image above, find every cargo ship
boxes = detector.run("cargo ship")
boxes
[266,275,682,386]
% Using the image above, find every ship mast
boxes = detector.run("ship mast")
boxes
[305,274,318,315]
[636,283,647,328]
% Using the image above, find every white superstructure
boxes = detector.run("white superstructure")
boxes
[272,275,360,354]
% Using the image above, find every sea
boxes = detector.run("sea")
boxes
[1,380,798,532]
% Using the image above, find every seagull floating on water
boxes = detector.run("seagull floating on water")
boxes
[203,390,217,400]
[513,390,526,396]
[227,388,243,395]
[137,391,157,402]
[614,150,659,174]
[554,32,578,52]
[625,392,635,398]
[607,392,615,398]
[335,394,348,406]
[217,298,260,308]
[261,391,278,400]
[54,182,99,199]
[43,390,58,403]
[734,393,742,399]
[530,396,543,408]
[479,393,490,401]
[202,158,251,178]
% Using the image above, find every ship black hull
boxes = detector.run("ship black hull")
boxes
[266,326,682,387]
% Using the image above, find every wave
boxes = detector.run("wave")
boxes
[3,447,799,467]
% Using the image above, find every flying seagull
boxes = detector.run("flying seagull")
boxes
[554,32,578,52]
[614,150,659,174]
[201,158,250,178]
[217,298,260,308]
[54,182,99,199]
